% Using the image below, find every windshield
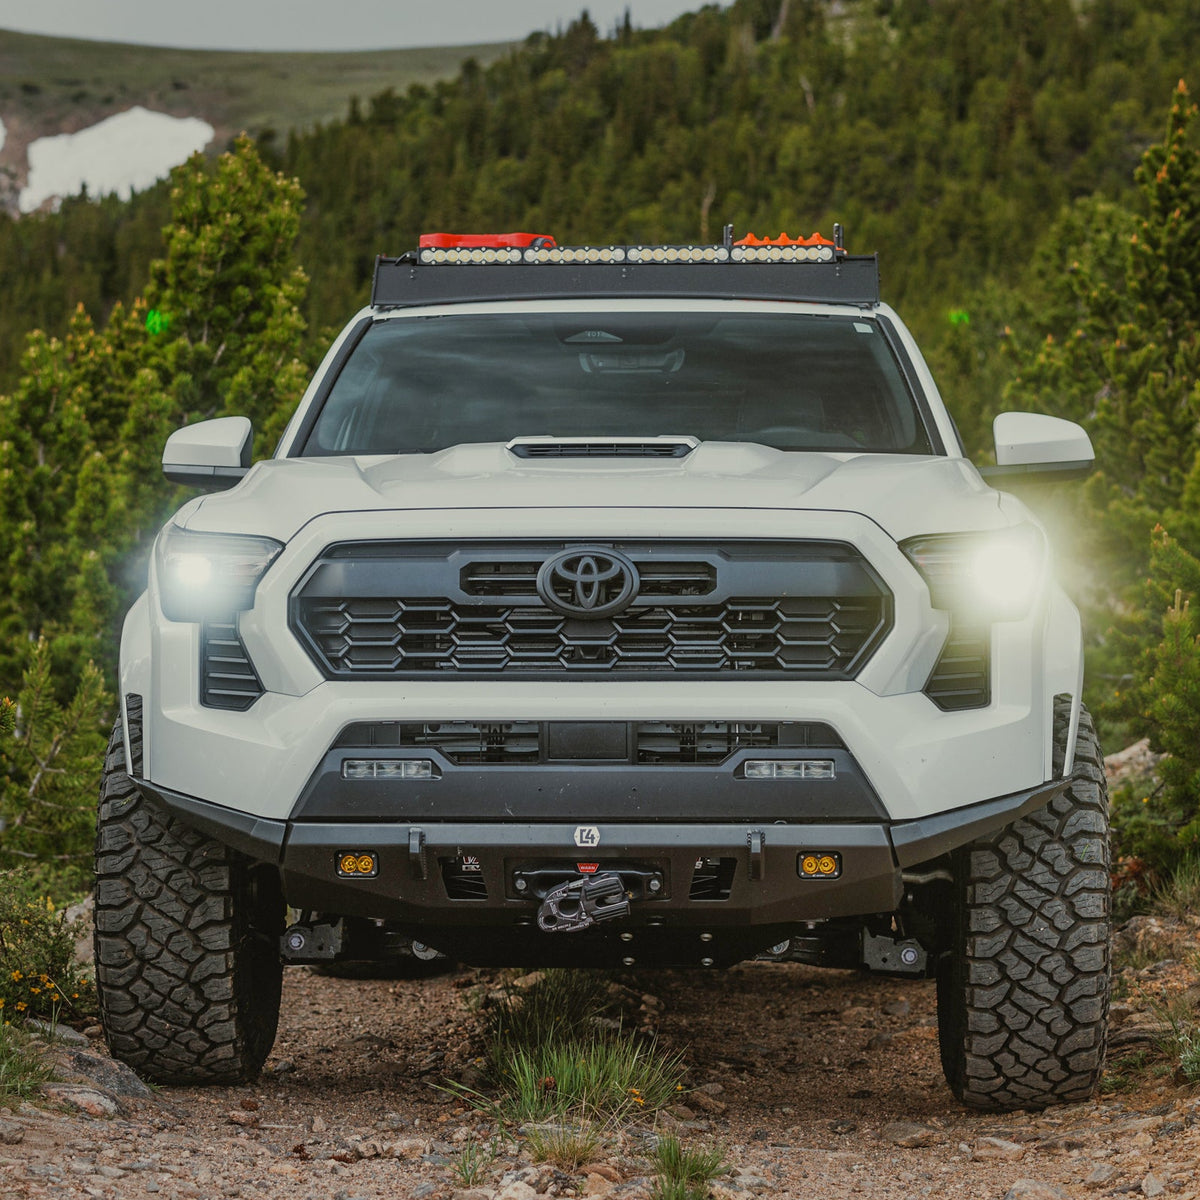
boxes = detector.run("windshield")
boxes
[300,310,934,456]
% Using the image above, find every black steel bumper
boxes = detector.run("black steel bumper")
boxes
[136,774,1069,935]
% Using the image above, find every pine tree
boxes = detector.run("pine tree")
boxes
[0,639,110,895]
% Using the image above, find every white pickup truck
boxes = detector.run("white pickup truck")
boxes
[94,228,1109,1110]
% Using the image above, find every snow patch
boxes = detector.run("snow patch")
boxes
[19,106,214,214]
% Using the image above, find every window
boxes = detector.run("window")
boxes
[300,311,933,456]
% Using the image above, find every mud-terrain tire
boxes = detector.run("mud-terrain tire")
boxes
[936,704,1110,1109]
[94,714,284,1084]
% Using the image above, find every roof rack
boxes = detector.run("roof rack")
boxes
[371,225,880,308]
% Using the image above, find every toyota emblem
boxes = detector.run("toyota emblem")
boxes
[536,547,639,618]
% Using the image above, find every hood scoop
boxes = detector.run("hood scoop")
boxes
[507,435,698,460]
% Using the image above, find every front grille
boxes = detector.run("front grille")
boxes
[201,621,264,710]
[925,622,990,711]
[333,720,845,766]
[292,540,891,680]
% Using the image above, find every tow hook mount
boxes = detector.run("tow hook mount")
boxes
[537,872,631,933]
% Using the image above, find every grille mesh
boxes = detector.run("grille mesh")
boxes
[293,540,891,680]
[299,595,885,676]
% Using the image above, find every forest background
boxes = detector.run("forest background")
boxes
[2,0,1200,908]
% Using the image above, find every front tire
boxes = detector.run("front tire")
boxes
[94,715,284,1084]
[936,704,1110,1109]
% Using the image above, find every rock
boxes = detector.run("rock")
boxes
[449,1190,489,1200]
[581,1164,623,1182]
[61,1049,154,1099]
[1002,1182,1070,1200]
[413,1187,440,1200]
[1141,1173,1166,1198]
[585,1174,616,1197]
[40,1084,120,1118]
[26,1017,89,1046]
[689,1090,726,1115]
[840,1005,873,1025]
[882,1120,942,1148]
[1105,738,1159,784]
[1038,1134,1085,1153]
[83,1025,103,1039]
[972,1137,1026,1162]
[0,1117,24,1144]
[495,1183,539,1200]
[64,894,95,965]
[387,1136,430,1157]
[730,1174,771,1192]
[510,971,545,989]
[1083,1163,1116,1188]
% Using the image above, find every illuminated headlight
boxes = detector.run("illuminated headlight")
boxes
[901,525,1045,620]
[155,525,283,623]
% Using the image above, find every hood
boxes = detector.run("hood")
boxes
[184,441,1005,545]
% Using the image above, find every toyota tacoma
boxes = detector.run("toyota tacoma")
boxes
[94,227,1110,1110]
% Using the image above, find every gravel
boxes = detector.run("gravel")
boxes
[5,945,1200,1200]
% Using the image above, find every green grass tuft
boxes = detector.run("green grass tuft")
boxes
[450,1132,501,1187]
[525,1119,604,1171]
[488,968,614,1052]
[650,1132,726,1200]
[0,1023,53,1108]
[493,1033,686,1123]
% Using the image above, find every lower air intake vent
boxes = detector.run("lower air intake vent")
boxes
[689,857,736,901]
[333,720,844,766]
[441,857,488,900]
[201,621,264,711]
[925,622,990,711]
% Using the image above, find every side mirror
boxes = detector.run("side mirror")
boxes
[162,417,253,489]
[979,412,1094,484]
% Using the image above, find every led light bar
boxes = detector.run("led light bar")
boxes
[415,242,841,266]
[342,759,436,780]
[743,759,836,780]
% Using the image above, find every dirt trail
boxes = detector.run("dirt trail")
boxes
[4,956,1199,1200]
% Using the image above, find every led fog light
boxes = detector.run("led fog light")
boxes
[336,852,379,878]
[341,759,436,780]
[799,852,841,879]
[744,759,836,780]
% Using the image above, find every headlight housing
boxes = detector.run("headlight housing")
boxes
[155,525,283,623]
[900,524,1045,621]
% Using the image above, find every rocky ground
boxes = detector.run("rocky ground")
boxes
[3,916,1200,1200]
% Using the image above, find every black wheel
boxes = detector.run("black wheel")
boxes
[936,704,1110,1109]
[94,714,284,1084]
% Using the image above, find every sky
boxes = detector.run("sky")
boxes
[0,0,719,52]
